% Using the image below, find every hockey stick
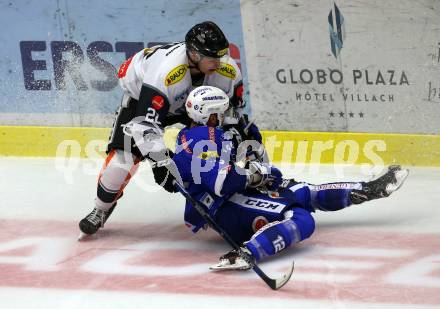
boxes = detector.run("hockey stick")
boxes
[173,180,294,290]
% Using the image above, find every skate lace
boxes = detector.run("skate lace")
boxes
[220,248,252,264]
[220,250,240,263]
[377,174,396,197]
[86,208,106,226]
[368,170,397,197]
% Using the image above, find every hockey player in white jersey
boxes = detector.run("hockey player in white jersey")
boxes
[79,21,256,238]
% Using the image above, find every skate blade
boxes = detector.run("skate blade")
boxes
[78,232,91,241]
[209,259,251,271]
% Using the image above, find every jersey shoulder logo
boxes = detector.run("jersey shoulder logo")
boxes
[165,64,188,86]
[252,216,269,232]
[143,47,154,55]
[117,56,133,78]
[215,62,237,79]
[217,47,229,57]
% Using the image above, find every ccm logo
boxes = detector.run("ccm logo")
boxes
[244,199,281,210]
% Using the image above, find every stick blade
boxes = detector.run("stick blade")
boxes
[253,260,294,290]
[271,260,294,290]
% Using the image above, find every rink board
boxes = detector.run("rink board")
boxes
[0,126,439,166]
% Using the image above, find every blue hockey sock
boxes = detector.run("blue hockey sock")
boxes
[310,182,362,211]
[245,208,315,261]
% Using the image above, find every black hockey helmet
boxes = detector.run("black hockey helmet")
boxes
[185,21,229,58]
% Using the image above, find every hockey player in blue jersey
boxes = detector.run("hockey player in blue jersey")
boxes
[173,86,409,270]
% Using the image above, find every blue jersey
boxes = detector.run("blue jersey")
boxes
[173,126,248,231]
[173,125,360,261]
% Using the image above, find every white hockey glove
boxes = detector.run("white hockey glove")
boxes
[246,161,283,191]
[122,120,181,193]
[122,120,166,156]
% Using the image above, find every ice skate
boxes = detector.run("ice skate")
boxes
[78,204,116,240]
[350,165,409,204]
[209,247,254,271]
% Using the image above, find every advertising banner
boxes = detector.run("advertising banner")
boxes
[0,0,245,126]
[242,0,440,134]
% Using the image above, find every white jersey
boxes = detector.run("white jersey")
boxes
[117,42,242,115]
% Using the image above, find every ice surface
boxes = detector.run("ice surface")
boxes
[0,157,439,308]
